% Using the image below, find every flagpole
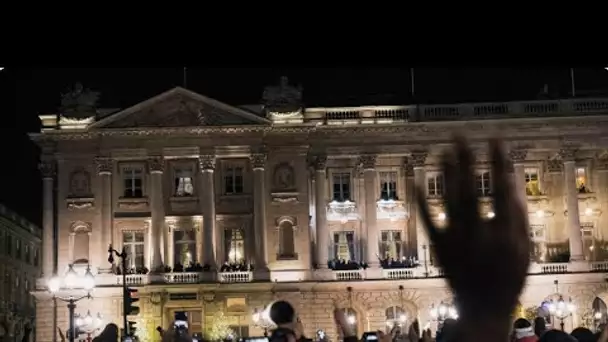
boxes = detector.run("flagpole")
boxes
[410,68,416,98]
[183,67,188,88]
[570,67,576,97]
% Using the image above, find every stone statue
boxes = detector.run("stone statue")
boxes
[60,83,100,119]
[262,76,303,116]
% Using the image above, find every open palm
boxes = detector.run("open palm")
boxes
[416,137,530,321]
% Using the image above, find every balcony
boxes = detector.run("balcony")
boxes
[333,269,365,281]
[376,199,408,221]
[164,272,203,284]
[219,271,253,283]
[304,97,608,125]
[327,200,359,223]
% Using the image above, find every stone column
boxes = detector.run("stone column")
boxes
[251,152,269,273]
[199,155,217,269]
[39,159,56,277]
[561,149,584,261]
[509,149,529,213]
[411,151,429,263]
[314,156,329,269]
[149,156,165,271]
[361,154,379,266]
[95,157,113,269]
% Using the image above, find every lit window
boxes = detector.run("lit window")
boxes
[173,230,196,266]
[576,167,588,192]
[333,231,355,261]
[122,231,145,270]
[525,168,540,196]
[174,168,194,196]
[380,231,403,259]
[475,171,491,196]
[379,172,398,200]
[332,173,351,202]
[427,174,444,196]
[224,228,245,263]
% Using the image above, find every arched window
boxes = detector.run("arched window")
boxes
[385,306,407,327]
[593,297,607,326]
[341,308,358,336]
[278,220,296,259]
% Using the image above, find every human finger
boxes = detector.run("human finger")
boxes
[488,138,512,222]
[453,136,480,229]
[441,151,463,228]
[415,185,442,249]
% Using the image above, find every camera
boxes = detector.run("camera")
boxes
[174,312,189,336]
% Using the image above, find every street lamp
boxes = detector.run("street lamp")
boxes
[430,302,458,323]
[47,264,95,342]
[252,306,274,337]
[75,311,103,342]
[547,295,576,331]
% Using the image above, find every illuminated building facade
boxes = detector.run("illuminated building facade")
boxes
[31,80,608,341]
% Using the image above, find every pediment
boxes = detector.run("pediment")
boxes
[90,87,270,129]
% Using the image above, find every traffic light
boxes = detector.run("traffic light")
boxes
[124,287,140,316]
[128,320,137,337]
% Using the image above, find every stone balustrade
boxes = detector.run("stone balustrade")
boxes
[305,98,608,124]
[35,260,608,289]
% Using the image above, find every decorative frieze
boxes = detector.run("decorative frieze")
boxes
[313,155,327,171]
[148,156,164,174]
[359,154,377,171]
[38,160,56,179]
[546,159,563,173]
[94,157,113,175]
[410,151,427,168]
[199,154,216,171]
[250,153,267,170]
[508,149,528,163]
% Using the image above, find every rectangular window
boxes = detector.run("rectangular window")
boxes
[224,228,245,264]
[427,174,444,196]
[174,168,194,196]
[380,231,403,259]
[475,171,491,196]
[525,168,540,196]
[379,171,398,200]
[581,222,595,261]
[332,173,351,201]
[122,231,145,270]
[122,167,143,198]
[33,248,39,267]
[173,230,197,267]
[24,244,30,264]
[5,235,11,256]
[15,239,21,260]
[576,167,588,193]
[332,231,355,261]
[529,224,546,262]
[224,166,244,194]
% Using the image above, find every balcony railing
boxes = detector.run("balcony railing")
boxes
[219,271,253,283]
[304,98,608,125]
[327,200,359,223]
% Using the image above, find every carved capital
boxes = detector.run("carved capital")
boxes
[250,153,267,170]
[38,160,56,179]
[313,155,328,171]
[148,156,164,174]
[94,157,113,175]
[402,157,414,177]
[508,149,528,163]
[199,154,216,171]
[558,148,577,162]
[546,159,563,173]
[358,154,377,171]
[410,151,428,168]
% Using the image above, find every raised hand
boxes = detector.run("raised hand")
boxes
[416,137,530,325]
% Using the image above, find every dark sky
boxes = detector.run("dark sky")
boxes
[2,67,608,226]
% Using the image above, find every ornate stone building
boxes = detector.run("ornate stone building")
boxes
[0,203,41,340]
[30,81,608,341]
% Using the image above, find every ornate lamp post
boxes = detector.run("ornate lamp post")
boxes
[47,264,95,342]
[547,295,576,331]
[252,306,274,337]
[75,311,103,342]
[429,301,458,336]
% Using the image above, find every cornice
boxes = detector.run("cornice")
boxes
[28,116,608,142]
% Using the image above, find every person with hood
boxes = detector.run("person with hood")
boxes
[513,318,537,342]
[92,324,119,342]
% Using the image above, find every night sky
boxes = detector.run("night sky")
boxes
[1,67,607,226]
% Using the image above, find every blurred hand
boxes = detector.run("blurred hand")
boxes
[416,137,530,322]
[333,309,356,338]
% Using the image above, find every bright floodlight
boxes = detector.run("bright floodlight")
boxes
[83,267,95,290]
[347,315,356,325]
[48,277,61,293]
